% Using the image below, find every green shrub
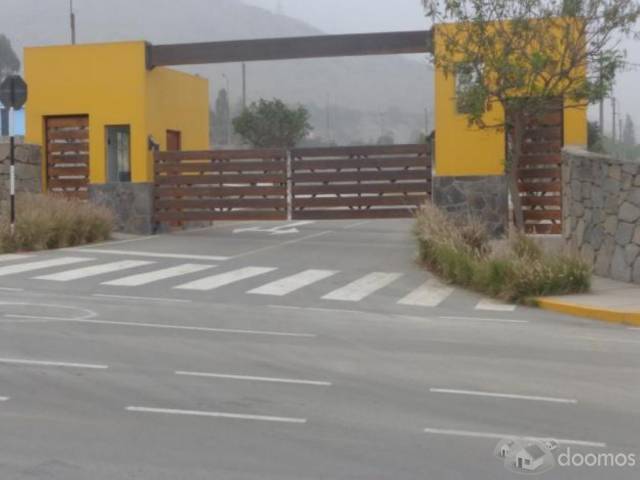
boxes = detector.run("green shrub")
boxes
[414,203,591,303]
[0,194,114,253]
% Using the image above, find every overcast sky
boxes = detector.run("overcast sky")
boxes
[242,0,429,33]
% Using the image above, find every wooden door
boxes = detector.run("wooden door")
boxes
[45,115,90,199]
[167,130,182,151]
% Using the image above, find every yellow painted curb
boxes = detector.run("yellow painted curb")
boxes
[536,298,640,327]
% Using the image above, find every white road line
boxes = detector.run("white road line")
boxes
[0,357,108,369]
[573,335,640,345]
[422,427,606,448]
[397,279,454,307]
[66,248,230,262]
[0,396,9,401]
[175,266,277,291]
[343,220,371,229]
[0,257,92,277]
[102,264,215,287]
[322,272,403,302]
[92,294,191,304]
[0,254,33,262]
[429,388,577,404]
[440,316,528,324]
[126,406,307,424]
[475,298,517,312]
[232,231,332,259]
[248,269,338,296]
[0,287,23,292]
[175,371,332,386]
[1,316,315,338]
[35,260,153,282]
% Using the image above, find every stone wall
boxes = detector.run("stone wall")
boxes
[432,175,509,237]
[563,146,640,282]
[0,142,41,202]
[88,183,154,235]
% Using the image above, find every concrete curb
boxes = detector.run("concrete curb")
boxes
[536,297,640,327]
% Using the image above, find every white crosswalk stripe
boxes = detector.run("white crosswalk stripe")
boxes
[397,278,455,307]
[248,269,338,296]
[475,298,517,312]
[322,272,403,302]
[175,267,277,291]
[35,260,153,282]
[0,257,92,277]
[102,263,215,287]
[0,254,34,263]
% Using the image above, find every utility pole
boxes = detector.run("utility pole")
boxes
[242,63,247,109]
[599,58,604,135]
[612,97,617,143]
[222,74,231,145]
[70,0,76,45]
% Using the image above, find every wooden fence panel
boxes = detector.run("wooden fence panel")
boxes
[154,149,288,224]
[290,144,431,220]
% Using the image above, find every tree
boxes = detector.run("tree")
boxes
[422,0,640,229]
[587,121,604,152]
[213,88,231,145]
[0,34,20,81]
[623,114,636,147]
[233,99,312,148]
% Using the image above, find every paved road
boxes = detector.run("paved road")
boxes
[0,219,638,479]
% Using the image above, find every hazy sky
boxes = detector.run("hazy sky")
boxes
[242,0,429,33]
[244,0,640,134]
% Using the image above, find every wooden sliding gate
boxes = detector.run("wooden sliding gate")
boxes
[516,103,564,234]
[154,149,288,223]
[153,144,431,225]
[290,144,431,219]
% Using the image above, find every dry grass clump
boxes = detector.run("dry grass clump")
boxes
[414,203,591,303]
[0,194,113,253]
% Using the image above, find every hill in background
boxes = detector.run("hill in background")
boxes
[1,0,433,144]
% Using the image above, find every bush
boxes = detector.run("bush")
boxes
[414,203,591,303]
[0,194,114,253]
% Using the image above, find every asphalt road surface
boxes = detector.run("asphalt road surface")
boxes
[0,219,638,479]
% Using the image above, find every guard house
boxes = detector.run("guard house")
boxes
[24,41,210,231]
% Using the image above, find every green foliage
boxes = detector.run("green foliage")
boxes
[587,120,604,152]
[414,203,591,303]
[0,194,113,253]
[233,99,312,148]
[0,34,20,80]
[623,114,636,147]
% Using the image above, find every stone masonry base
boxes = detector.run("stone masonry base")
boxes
[88,183,154,235]
[432,175,509,237]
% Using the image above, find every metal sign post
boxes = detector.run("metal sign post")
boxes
[9,108,15,235]
[0,75,28,236]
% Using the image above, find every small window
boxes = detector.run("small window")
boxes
[106,125,131,182]
[455,63,484,114]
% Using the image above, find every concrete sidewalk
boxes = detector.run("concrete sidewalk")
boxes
[537,276,640,326]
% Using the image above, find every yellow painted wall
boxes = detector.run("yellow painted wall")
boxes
[434,23,587,177]
[25,41,209,185]
[146,67,210,177]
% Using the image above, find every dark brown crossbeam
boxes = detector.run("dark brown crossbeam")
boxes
[148,30,432,67]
